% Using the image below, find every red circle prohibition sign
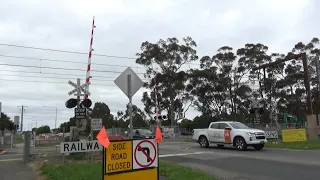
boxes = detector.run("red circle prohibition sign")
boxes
[134,140,156,168]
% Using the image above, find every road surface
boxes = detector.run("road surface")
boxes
[0,146,36,180]
[159,141,320,180]
[1,141,319,180]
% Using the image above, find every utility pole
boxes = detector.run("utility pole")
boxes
[43,106,58,133]
[55,108,57,131]
[18,105,27,132]
[315,55,320,125]
[315,56,320,100]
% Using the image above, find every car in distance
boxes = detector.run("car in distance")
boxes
[192,121,267,151]
[132,129,155,139]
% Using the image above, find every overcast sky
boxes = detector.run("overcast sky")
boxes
[0,0,318,131]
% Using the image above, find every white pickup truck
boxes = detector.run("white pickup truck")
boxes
[192,121,267,151]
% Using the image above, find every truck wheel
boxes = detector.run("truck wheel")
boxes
[199,136,209,148]
[234,137,247,151]
[253,144,264,150]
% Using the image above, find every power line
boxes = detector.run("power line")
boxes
[0,63,145,74]
[0,74,135,82]
[0,43,136,60]
[0,43,200,66]
[0,69,119,79]
[0,54,145,69]
[0,78,117,86]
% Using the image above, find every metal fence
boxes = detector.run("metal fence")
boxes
[0,130,23,149]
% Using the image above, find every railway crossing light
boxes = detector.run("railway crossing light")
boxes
[154,115,167,120]
[65,98,78,109]
[66,98,92,109]
[80,99,92,108]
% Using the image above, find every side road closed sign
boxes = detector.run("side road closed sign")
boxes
[60,140,102,153]
[105,141,133,173]
[103,139,159,180]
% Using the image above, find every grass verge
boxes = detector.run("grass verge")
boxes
[265,140,320,150]
[41,161,218,180]
[14,136,24,143]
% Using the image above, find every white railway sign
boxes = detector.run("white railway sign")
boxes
[68,79,91,96]
[91,118,102,131]
[60,140,102,153]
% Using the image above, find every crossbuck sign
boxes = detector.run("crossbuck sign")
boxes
[68,79,91,96]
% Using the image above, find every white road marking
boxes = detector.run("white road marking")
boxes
[159,151,211,158]
[267,148,304,152]
[0,153,23,156]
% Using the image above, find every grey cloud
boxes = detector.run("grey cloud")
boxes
[1,0,318,129]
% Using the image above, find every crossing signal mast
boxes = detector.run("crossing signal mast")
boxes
[65,17,96,141]
[153,76,167,122]
[66,78,92,141]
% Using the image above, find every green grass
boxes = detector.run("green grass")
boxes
[14,136,24,143]
[265,140,320,149]
[41,161,218,180]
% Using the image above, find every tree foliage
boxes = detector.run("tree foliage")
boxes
[35,125,51,135]
[0,112,14,131]
[59,102,149,133]
[137,37,320,128]
[136,37,198,125]
[60,37,320,131]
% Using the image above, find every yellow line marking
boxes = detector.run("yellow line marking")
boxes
[0,158,23,162]
[0,149,8,155]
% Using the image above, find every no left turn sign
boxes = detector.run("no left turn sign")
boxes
[133,139,158,169]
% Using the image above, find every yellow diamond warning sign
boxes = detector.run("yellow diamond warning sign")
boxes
[105,140,132,174]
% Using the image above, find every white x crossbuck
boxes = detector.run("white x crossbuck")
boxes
[68,79,91,96]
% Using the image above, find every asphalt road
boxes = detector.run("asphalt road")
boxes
[159,141,320,180]
[1,141,320,180]
[0,147,36,180]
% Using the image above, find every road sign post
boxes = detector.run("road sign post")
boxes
[127,74,133,139]
[102,139,159,180]
[114,68,144,139]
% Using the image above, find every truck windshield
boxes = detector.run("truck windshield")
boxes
[229,122,250,129]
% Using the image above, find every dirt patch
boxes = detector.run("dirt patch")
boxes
[29,161,46,180]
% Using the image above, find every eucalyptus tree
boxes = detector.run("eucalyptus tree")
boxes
[136,37,198,125]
